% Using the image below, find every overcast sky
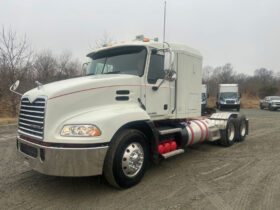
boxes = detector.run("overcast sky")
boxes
[1,0,280,75]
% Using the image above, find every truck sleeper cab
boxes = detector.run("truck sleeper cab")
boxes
[16,41,249,189]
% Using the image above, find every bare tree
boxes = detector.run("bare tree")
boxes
[0,27,33,116]
[93,31,114,49]
[33,50,57,83]
[254,68,274,85]
[56,51,81,79]
[202,65,213,83]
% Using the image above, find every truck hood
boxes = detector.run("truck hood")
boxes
[23,74,140,102]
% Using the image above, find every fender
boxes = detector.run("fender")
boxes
[51,104,151,144]
[209,112,238,130]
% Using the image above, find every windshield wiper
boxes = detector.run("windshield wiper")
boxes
[104,71,121,74]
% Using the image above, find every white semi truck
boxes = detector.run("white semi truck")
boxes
[14,40,249,188]
[216,84,241,111]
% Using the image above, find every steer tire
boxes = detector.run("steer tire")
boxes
[103,129,148,189]
[235,115,248,142]
[219,118,236,147]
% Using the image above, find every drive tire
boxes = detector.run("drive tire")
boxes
[103,129,148,189]
[235,115,247,142]
[219,118,236,147]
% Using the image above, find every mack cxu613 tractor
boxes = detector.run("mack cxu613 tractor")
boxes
[13,38,249,188]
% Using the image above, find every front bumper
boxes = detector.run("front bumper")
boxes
[220,103,240,109]
[271,104,280,108]
[17,136,108,177]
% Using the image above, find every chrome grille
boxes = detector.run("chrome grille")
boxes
[226,100,235,104]
[18,97,46,140]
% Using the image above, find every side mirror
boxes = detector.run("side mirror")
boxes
[82,62,89,76]
[10,80,20,91]
[9,80,22,96]
[164,50,175,72]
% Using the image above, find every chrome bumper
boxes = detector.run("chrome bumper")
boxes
[17,137,108,177]
[272,104,280,108]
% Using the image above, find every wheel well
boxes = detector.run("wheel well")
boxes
[110,121,158,162]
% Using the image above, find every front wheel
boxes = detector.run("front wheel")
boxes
[237,106,240,112]
[103,129,148,189]
[269,104,274,111]
[260,104,264,110]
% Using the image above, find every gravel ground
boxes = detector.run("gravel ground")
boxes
[0,109,280,210]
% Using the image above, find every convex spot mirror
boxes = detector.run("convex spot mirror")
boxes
[82,62,89,76]
[10,80,20,91]
[164,69,177,81]
[9,80,22,96]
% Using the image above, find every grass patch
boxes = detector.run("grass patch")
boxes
[207,94,260,109]
[0,118,18,125]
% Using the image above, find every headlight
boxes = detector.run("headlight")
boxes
[61,124,101,137]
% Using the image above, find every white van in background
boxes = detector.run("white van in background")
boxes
[217,84,241,111]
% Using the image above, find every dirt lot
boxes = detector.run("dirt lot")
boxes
[0,109,280,210]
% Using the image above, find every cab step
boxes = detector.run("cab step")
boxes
[158,127,182,135]
[161,149,185,159]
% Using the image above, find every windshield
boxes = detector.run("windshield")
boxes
[271,96,280,100]
[220,92,238,99]
[86,46,147,76]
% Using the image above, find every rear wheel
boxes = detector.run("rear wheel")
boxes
[103,129,148,189]
[220,118,236,147]
[235,115,247,142]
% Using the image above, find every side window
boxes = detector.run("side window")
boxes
[147,54,165,84]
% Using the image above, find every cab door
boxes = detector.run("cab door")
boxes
[145,53,171,118]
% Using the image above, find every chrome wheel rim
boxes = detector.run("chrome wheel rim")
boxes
[228,123,235,141]
[122,142,144,177]
[240,121,246,136]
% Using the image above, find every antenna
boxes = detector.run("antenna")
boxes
[163,1,167,47]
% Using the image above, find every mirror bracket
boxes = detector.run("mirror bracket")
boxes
[9,80,22,96]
